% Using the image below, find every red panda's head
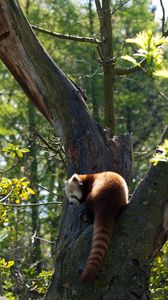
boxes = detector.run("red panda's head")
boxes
[64,173,83,205]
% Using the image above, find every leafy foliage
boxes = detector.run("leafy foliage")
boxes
[0,258,14,270]
[0,177,36,204]
[2,143,30,158]
[150,139,168,166]
[31,270,53,295]
[0,206,8,225]
[150,241,168,299]
[122,30,168,77]
[0,258,15,299]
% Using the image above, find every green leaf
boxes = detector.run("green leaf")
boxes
[27,187,36,195]
[125,30,168,76]
[150,139,168,166]
[20,148,30,153]
[16,150,23,158]
[9,152,16,158]
[121,55,140,66]
[2,147,11,152]
[154,69,168,78]
[5,260,14,268]
[19,177,26,182]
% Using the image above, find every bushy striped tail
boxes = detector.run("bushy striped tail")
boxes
[80,216,114,282]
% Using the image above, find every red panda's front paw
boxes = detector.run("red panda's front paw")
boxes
[80,211,89,223]
[80,210,94,224]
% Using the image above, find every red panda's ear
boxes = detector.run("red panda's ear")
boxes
[71,174,83,185]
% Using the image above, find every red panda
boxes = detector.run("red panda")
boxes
[64,171,129,282]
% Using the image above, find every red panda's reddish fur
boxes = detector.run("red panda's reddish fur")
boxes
[66,172,128,282]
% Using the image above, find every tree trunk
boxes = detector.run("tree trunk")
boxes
[0,1,167,299]
[28,102,42,273]
[0,276,3,296]
[95,0,115,132]
[47,161,60,257]
[45,128,168,300]
[88,0,99,122]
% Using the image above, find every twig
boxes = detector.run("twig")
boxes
[85,66,102,78]
[33,130,67,169]
[160,126,168,144]
[160,0,166,35]
[0,189,13,202]
[112,0,130,15]
[114,58,146,75]
[31,180,62,198]
[0,234,9,241]
[33,236,55,244]
[31,25,100,44]
[152,79,168,101]
[158,91,168,101]
[113,42,126,62]
[2,162,20,174]
[33,130,56,152]
[0,201,62,208]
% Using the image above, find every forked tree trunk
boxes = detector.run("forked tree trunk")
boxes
[45,129,168,300]
[0,1,167,299]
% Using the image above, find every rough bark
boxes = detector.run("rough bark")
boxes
[96,0,115,132]
[88,0,99,122]
[0,0,131,177]
[0,1,167,300]
[45,129,168,300]
[28,102,42,273]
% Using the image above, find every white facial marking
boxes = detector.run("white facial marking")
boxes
[64,174,83,206]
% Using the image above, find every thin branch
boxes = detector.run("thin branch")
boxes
[114,58,146,75]
[31,25,101,44]
[95,0,104,62]
[0,234,9,241]
[158,91,168,101]
[33,235,55,244]
[33,130,67,169]
[151,80,168,102]
[33,130,58,152]
[31,180,62,198]
[113,42,126,62]
[112,0,130,15]
[85,66,102,78]
[0,201,62,208]
[25,0,30,17]
[160,0,166,35]
[0,189,13,202]
[2,162,20,174]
